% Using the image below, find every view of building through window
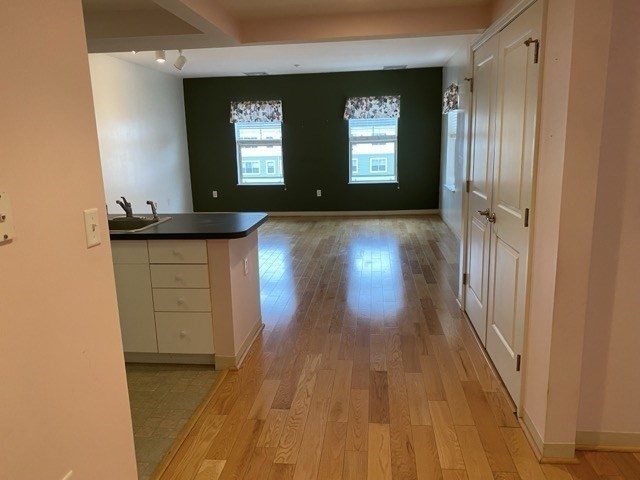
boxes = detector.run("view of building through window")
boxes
[348,118,398,183]
[235,122,284,185]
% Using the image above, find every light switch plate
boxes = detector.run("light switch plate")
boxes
[0,191,16,243]
[83,208,101,248]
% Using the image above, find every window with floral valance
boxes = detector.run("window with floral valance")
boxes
[343,95,401,120]
[229,100,283,123]
[230,100,284,185]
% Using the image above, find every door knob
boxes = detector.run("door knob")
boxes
[488,212,496,223]
[477,209,490,217]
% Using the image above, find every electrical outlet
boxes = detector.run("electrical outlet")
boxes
[83,208,101,248]
[316,189,322,197]
[212,190,218,198]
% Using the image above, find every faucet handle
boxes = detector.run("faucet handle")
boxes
[146,200,159,219]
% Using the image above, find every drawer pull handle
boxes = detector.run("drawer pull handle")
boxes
[172,249,180,256]
[177,297,186,305]
[180,330,188,338]
[175,274,184,281]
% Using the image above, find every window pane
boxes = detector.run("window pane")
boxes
[350,141,396,183]
[235,122,285,185]
[348,118,397,183]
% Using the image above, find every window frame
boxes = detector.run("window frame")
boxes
[348,118,398,184]
[241,160,261,176]
[234,122,285,186]
[265,160,276,175]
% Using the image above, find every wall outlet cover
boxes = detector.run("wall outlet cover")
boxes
[316,190,322,197]
[83,208,101,248]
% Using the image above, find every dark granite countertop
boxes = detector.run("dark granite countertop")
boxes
[109,212,268,240]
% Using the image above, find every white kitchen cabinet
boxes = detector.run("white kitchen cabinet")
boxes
[113,263,157,353]
[112,239,215,360]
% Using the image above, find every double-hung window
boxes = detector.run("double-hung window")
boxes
[348,117,398,183]
[230,100,284,185]
[344,95,400,184]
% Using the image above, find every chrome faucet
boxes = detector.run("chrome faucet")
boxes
[116,196,133,217]
[146,200,159,220]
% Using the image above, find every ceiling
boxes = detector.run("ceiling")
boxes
[82,0,492,53]
[106,34,478,77]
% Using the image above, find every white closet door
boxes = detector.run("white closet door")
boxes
[486,0,542,406]
[465,35,499,345]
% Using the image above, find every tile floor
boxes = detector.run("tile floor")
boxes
[126,363,220,479]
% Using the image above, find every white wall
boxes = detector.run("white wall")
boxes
[0,2,137,478]
[577,0,640,441]
[440,43,473,238]
[89,54,193,214]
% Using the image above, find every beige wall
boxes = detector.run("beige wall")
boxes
[577,0,640,437]
[89,54,193,215]
[0,1,137,479]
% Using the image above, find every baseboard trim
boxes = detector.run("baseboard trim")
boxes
[576,431,640,452]
[520,410,577,462]
[215,320,264,370]
[124,352,214,365]
[267,209,439,217]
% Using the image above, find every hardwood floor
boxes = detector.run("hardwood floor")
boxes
[156,216,640,480]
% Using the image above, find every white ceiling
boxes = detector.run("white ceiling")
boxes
[107,35,478,78]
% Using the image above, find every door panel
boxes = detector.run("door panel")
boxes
[464,35,499,345]
[486,0,542,406]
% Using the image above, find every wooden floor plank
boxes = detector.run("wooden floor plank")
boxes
[194,460,226,480]
[248,379,280,420]
[412,425,444,480]
[317,422,348,480]
[429,401,465,470]
[328,360,353,423]
[455,426,494,480]
[343,451,367,480]
[499,428,546,480]
[405,372,432,426]
[346,389,369,452]
[368,423,393,480]
[369,370,390,424]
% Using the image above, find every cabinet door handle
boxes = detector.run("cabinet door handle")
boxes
[175,274,184,282]
[177,297,186,305]
[180,330,187,338]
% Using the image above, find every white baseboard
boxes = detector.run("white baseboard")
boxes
[576,431,640,451]
[267,209,439,217]
[215,321,264,370]
[521,410,576,461]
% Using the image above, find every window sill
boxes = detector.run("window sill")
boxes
[237,183,285,187]
[348,181,399,185]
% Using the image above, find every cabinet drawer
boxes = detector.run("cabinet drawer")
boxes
[153,288,211,312]
[111,240,149,264]
[148,240,207,264]
[155,312,214,354]
[150,264,210,288]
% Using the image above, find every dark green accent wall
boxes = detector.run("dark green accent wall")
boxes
[183,68,442,212]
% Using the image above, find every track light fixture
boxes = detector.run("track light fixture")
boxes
[174,50,187,71]
[155,50,166,63]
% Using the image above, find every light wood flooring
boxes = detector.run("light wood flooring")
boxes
[156,216,640,480]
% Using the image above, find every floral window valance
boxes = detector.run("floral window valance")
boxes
[230,100,283,123]
[343,95,401,120]
[442,84,459,114]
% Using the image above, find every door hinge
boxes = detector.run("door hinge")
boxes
[516,354,522,372]
[524,38,540,64]
[464,77,474,93]
[463,273,469,285]
[465,180,471,193]
[524,208,530,227]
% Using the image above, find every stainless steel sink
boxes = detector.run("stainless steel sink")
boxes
[108,216,171,232]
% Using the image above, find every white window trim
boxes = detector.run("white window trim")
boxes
[235,122,285,186]
[370,157,388,173]
[348,118,398,184]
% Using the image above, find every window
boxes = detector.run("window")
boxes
[266,160,276,175]
[370,158,388,173]
[241,160,260,175]
[235,122,284,185]
[348,118,397,183]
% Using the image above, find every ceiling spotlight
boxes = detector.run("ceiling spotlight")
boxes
[155,50,166,63]
[174,50,187,71]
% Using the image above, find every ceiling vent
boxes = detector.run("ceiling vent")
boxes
[243,72,269,76]
[383,65,408,70]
